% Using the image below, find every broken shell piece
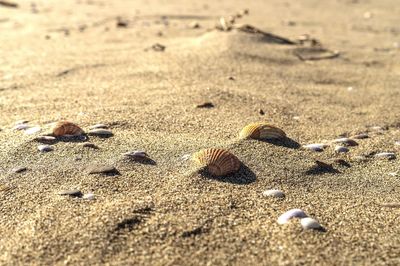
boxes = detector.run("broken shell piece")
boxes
[300,217,324,230]
[82,193,95,200]
[124,150,148,159]
[352,133,369,139]
[13,124,30,130]
[52,121,84,137]
[277,209,307,224]
[89,124,108,130]
[331,138,358,146]
[335,146,349,153]
[262,189,285,198]
[88,129,113,137]
[38,145,54,152]
[303,143,328,152]
[192,148,241,177]
[239,123,286,140]
[24,126,41,135]
[374,152,396,160]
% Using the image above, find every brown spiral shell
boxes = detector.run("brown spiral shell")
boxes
[239,122,286,140]
[192,148,241,177]
[52,121,84,136]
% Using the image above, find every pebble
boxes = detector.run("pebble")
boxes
[58,189,83,198]
[13,124,30,130]
[124,150,148,159]
[35,135,56,142]
[303,143,327,152]
[300,217,324,230]
[189,21,200,29]
[87,129,113,136]
[388,172,398,177]
[89,124,108,130]
[12,167,27,173]
[82,193,95,200]
[87,164,118,174]
[38,144,54,152]
[374,152,396,160]
[335,145,349,153]
[181,154,191,161]
[196,102,214,108]
[352,133,369,139]
[331,138,358,146]
[24,126,41,135]
[81,142,98,149]
[277,209,307,224]
[262,189,285,198]
[395,141,400,146]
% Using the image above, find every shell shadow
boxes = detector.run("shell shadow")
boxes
[260,137,301,149]
[305,165,340,175]
[198,164,256,185]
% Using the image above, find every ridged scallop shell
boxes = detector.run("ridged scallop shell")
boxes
[239,123,286,140]
[192,148,241,177]
[52,121,84,136]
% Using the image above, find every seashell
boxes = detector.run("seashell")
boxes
[12,167,27,173]
[89,124,108,130]
[331,138,358,146]
[124,150,148,159]
[83,193,95,200]
[239,123,286,140]
[192,148,241,177]
[277,209,307,224]
[262,189,285,198]
[374,152,396,160]
[87,164,118,174]
[303,143,328,152]
[34,135,57,143]
[52,121,84,137]
[13,124,30,131]
[58,189,83,198]
[352,133,369,139]
[87,128,113,136]
[24,126,41,135]
[335,145,349,153]
[38,144,54,152]
[300,217,324,230]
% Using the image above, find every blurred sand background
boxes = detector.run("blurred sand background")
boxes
[0,0,399,265]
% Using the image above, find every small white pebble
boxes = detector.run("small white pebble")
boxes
[38,145,54,152]
[124,150,148,158]
[388,172,398,177]
[363,11,372,19]
[300,217,323,230]
[89,124,108,130]
[181,154,191,161]
[292,116,300,120]
[347,86,354,91]
[395,141,400,146]
[82,193,95,200]
[374,152,396,159]
[335,146,349,153]
[303,143,327,152]
[13,124,30,130]
[277,209,307,224]
[24,126,41,135]
[88,128,113,136]
[262,189,285,198]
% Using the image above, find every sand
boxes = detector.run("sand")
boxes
[1,0,400,265]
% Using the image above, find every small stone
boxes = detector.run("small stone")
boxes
[388,172,398,177]
[335,146,349,153]
[363,11,372,19]
[259,109,265,115]
[303,143,328,152]
[331,138,358,146]
[395,141,400,146]
[151,43,165,52]
[300,217,324,230]
[12,167,27,173]
[81,142,99,149]
[24,126,41,135]
[278,209,307,224]
[87,164,118,174]
[352,133,369,139]
[347,86,354,91]
[374,152,396,160]
[181,154,191,161]
[89,124,108,130]
[58,189,83,198]
[38,144,54,152]
[262,189,285,198]
[13,124,30,130]
[83,193,95,200]
[75,156,82,161]
[35,135,56,142]
[189,21,200,29]
[228,76,235,80]
[88,129,113,137]
[123,150,148,159]
[292,116,300,120]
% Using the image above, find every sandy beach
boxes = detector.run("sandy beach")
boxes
[1,0,399,265]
